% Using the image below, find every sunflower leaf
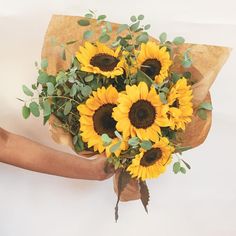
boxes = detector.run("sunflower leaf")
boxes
[110,141,121,153]
[173,161,181,174]
[115,170,131,222]
[140,140,152,150]
[136,70,154,87]
[199,102,213,111]
[139,180,150,214]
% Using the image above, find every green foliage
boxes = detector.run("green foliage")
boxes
[199,102,213,110]
[173,36,185,45]
[41,58,48,69]
[128,137,140,146]
[136,70,154,87]
[99,34,110,43]
[159,92,168,104]
[29,102,40,117]
[78,19,90,26]
[22,85,34,97]
[182,50,192,68]
[159,32,167,44]
[140,140,152,150]
[43,100,51,117]
[173,161,181,174]
[64,101,72,115]
[197,102,212,120]
[83,30,93,40]
[22,105,30,119]
[46,82,55,96]
[102,133,112,146]
[110,141,121,153]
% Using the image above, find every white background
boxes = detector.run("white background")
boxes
[0,0,236,235]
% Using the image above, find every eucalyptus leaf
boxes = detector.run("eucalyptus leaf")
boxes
[159,32,167,44]
[78,19,90,26]
[84,74,94,82]
[38,71,49,84]
[83,30,93,40]
[110,141,121,153]
[117,24,128,34]
[136,33,149,43]
[130,15,137,22]
[106,22,112,32]
[46,82,55,96]
[197,108,207,120]
[180,167,186,174]
[138,14,144,20]
[144,24,151,30]
[85,13,93,18]
[41,58,48,69]
[29,102,40,117]
[70,84,77,97]
[199,102,213,111]
[173,36,185,45]
[102,133,112,146]
[99,34,110,43]
[64,101,72,115]
[43,100,51,117]
[81,85,92,97]
[159,92,168,104]
[173,162,181,174]
[130,21,140,32]
[114,131,123,140]
[140,140,152,150]
[128,137,140,146]
[22,85,34,97]
[22,105,30,119]
[97,15,106,21]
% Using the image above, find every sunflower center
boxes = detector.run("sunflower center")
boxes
[129,100,156,128]
[141,59,162,79]
[93,104,116,138]
[172,99,180,108]
[140,148,162,167]
[90,53,120,72]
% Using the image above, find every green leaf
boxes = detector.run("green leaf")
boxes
[139,180,149,213]
[81,85,92,97]
[130,21,140,32]
[38,71,49,84]
[99,34,110,43]
[84,74,94,82]
[64,101,72,115]
[106,22,112,32]
[180,167,186,174]
[117,24,128,34]
[73,135,78,145]
[46,82,55,96]
[43,100,51,117]
[61,48,66,61]
[85,13,93,18]
[183,71,192,79]
[78,19,90,26]
[43,114,50,125]
[199,102,213,111]
[128,137,140,146]
[175,146,192,153]
[130,15,137,22]
[114,131,122,140]
[138,14,144,20]
[144,24,151,30]
[136,33,149,43]
[70,84,77,97]
[182,59,192,68]
[97,14,106,21]
[29,102,40,117]
[110,141,121,153]
[83,30,93,40]
[159,32,167,44]
[182,159,191,170]
[140,140,152,150]
[173,162,181,174]
[101,133,112,146]
[41,58,48,69]
[22,85,34,97]
[22,105,30,119]
[173,36,185,45]
[66,40,77,45]
[136,70,154,87]
[171,72,181,83]
[197,109,207,120]
[159,92,167,104]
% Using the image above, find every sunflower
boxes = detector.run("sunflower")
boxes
[167,78,193,130]
[127,137,174,180]
[136,41,172,84]
[76,42,125,78]
[77,85,126,155]
[112,82,170,142]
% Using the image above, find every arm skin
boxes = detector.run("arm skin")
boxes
[0,127,114,181]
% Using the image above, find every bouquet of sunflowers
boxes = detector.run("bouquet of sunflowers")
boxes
[20,12,230,221]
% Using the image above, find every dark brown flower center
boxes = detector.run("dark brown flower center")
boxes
[129,100,156,128]
[93,104,116,138]
[141,59,161,79]
[140,148,162,167]
[90,53,120,72]
[172,99,180,108]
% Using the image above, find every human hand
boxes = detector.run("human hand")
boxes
[113,171,140,202]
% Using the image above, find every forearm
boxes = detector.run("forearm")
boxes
[0,128,98,180]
